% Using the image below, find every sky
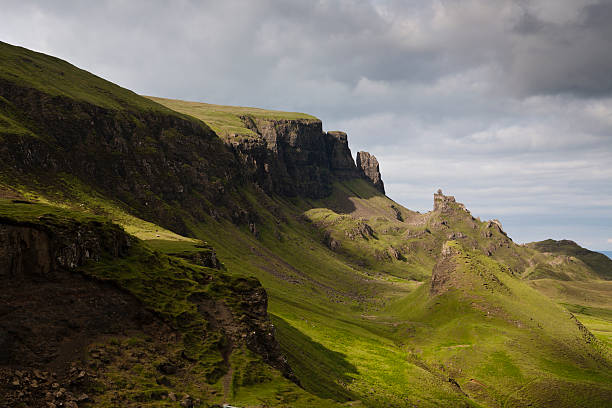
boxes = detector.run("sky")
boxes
[2,0,611,249]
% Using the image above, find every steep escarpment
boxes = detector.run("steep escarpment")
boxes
[229,117,361,198]
[0,79,240,235]
[148,96,384,199]
[1,54,384,238]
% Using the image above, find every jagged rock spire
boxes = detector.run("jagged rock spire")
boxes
[356,151,385,194]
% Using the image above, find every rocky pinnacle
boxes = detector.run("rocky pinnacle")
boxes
[356,151,385,194]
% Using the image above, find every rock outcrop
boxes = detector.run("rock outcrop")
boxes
[327,131,361,179]
[356,151,385,194]
[0,215,131,279]
[433,189,468,213]
[430,241,509,296]
[430,241,460,295]
[230,117,361,198]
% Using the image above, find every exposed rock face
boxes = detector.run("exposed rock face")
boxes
[230,117,361,198]
[430,241,509,296]
[356,151,385,194]
[345,220,377,240]
[327,131,361,179]
[0,80,237,235]
[433,189,468,213]
[1,79,373,234]
[0,218,131,279]
[430,241,460,295]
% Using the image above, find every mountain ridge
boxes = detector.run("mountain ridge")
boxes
[1,40,611,408]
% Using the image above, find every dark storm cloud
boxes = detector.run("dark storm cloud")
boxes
[5,0,611,99]
[508,1,612,97]
[1,0,611,249]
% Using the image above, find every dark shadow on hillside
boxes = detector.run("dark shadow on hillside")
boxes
[314,178,384,215]
[270,314,359,402]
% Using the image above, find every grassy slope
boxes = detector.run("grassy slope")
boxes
[523,240,612,348]
[0,199,346,408]
[1,41,610,407]
[147,96,319,139]
[189,183,478,408]
[526,239,612,280]
[0,41,168,112]
[5,162,611,407]
[386,241,611,407]
[183,180,611,407]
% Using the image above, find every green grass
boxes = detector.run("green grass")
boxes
[184,183,610,407]
[4,172,611,407]
[147,96,319,138]
[0,41,171,112]
[144,239,209,254]
[527,239,612,280]
[0,198,120,240]
[0,198,348,407]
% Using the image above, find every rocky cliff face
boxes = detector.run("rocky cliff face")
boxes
[0,214,131,279]
[230,117,362,198]
[0,80,238,235]
[1,78,384,236]
[433,189,467,213]
[356,151,385,194]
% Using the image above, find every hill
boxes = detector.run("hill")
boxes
[526,239,612,280]
[1,40,611,408]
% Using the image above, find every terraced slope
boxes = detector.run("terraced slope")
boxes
[1,41,611,408]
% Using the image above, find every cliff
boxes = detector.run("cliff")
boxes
[0,78,239,235]
[148,97,382,199]
[230,117,362,198]
[1,75,385,236]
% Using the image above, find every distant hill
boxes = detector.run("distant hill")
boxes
[527,239,612,280]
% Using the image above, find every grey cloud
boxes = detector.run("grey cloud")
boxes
[1,0,611,249]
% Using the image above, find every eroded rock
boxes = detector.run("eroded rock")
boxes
[356,151,385,194]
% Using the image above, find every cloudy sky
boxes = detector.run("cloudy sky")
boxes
[2,0,612,250]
